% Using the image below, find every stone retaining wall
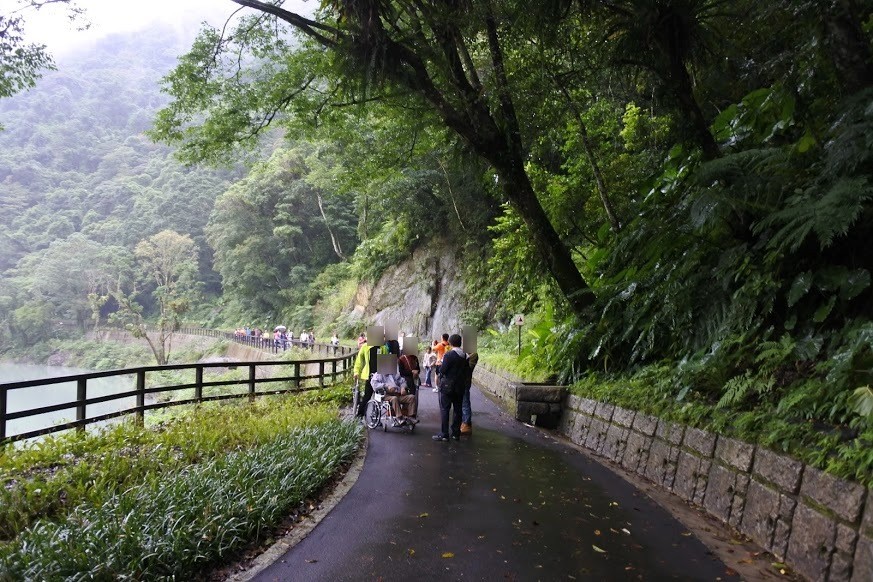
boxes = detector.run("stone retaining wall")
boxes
[472,366,872,582]
[473,363,565,428]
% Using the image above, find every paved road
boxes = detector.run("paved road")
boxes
[254,386,740,581]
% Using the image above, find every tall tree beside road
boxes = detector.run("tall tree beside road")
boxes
[153,0,598,319]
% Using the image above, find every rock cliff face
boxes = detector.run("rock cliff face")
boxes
[346,240,468,340]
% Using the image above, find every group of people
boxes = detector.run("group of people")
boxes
[233,326,343,352]
[353,330,478,441]
[428,333,477,441]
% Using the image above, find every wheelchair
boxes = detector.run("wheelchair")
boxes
[364,387,415,432]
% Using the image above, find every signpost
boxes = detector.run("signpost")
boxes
[513,314,525,356]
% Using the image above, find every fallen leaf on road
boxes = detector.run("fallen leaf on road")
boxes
[594,530,601,536]
[408,549,415,557]
[418,513,429,518]
[442,552,455,559]
[681,532,692,537]
[592,545,606,553]
[305,559,318,563]
[621,528,631,535]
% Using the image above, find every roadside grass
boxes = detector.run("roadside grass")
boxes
[0,385,358,557]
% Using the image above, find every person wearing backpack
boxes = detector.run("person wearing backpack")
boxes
[433,334,465,441]
[460,352,478,435]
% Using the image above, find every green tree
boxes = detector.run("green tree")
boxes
[0,1,84,101]
[153,0,598,318]
[113,230,199,365]
[206,144,357,320]
[11,234,130,331]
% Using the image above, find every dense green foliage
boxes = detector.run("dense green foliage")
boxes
[3,1,872,485]
[0,391,358,575]
[0,26,241,350]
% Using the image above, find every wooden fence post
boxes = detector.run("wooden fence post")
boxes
[136,370,145,426]
[195,365,203,401]
[295,363,301,388]
[332,360,337,383]
[319,361,325,387]
[0,386,6,441]
[249,365,256,401]
[76,378,87,432]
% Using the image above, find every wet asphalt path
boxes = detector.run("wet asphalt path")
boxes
[253,386,738,581]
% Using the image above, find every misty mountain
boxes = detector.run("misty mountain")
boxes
[0,24,241,277]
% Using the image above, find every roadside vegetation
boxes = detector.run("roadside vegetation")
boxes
[0,387,359,579]
[481,319,873,488]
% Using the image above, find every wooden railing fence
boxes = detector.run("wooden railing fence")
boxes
[0,330,357,443]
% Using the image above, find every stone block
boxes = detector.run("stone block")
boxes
[565,394,582,411]
[516,385,565,403]
[740,480,781,552]
[683,427,717,457]
[715,437,756,473]
[753,447,803,494]
[646,439,679,489]
[729,474,752,528]
[773,494,798,559]
[852,534,873,582]
[571,413,590,446]
[704,464,736,523]
[584,418,608,453]
[579,398,598,415]
[786,503,837,582]
[631,412,658,436]
[612,407,636,428]
[602,424,629,463]
[801,466,866,524]
[674,451,710,505]
[831,524,858,582]
[622,432,652,475]
[557,409,575,437]
[656,420,685,445]
[864,488,873,535]
[593,401,615,421]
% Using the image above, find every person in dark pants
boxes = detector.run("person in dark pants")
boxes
[433,334,466,441]
[353,340,381,418]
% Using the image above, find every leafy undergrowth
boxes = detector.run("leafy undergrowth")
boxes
[567,370,873,487]
[478,351,551,384]
[0,386,360,578]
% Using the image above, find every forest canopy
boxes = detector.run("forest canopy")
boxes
[2,1,872,477]
[151,0,873,442]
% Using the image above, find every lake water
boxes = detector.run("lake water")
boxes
[0,363,135,439]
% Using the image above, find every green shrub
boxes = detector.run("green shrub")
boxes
[0,421,360,580]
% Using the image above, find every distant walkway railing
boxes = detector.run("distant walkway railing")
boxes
[163,326,355,357]
[0,348,358,444]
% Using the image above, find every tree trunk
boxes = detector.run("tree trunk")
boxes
[497,161,595,316]
[824,0,873,93]
[316,192,347,260]
[669,57,720,160]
